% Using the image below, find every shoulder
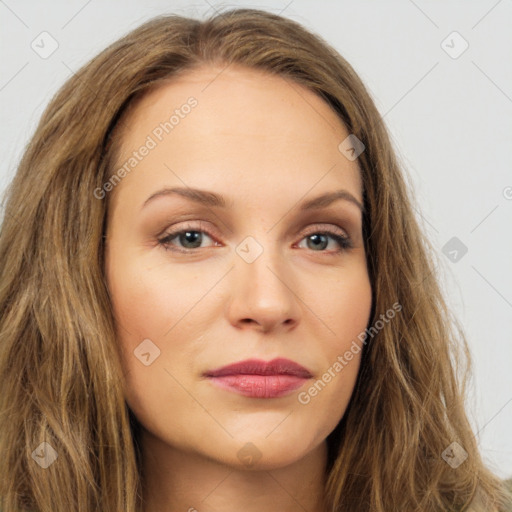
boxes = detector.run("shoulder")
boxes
[505,479,512,511]
[464,479,512,512]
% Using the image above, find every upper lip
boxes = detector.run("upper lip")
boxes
[204,358,313,378]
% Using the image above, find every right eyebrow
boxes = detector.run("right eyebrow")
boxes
[142,187,232,210]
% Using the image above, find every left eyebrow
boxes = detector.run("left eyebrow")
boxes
[142,187,364,213]
[299,190,364,214]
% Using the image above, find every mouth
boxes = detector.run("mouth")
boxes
[203,358,313,399]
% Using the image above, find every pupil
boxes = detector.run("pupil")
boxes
[308,234,327,250]
[181,231,201,248]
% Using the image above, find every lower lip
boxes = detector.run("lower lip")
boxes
[207,374,309,398]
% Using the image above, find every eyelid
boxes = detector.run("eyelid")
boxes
[158,219,214,237]
[300,223,348,239]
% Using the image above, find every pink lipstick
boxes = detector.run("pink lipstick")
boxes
[204,358,313,398]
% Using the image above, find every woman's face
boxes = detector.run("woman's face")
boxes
[105,65,372,469]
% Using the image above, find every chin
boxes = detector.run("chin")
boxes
[206,429,325,471]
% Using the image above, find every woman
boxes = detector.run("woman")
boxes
[0,8,510,512]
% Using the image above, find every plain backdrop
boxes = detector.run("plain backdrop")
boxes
[1,0,511,478]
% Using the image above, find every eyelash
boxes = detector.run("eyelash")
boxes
[157,222,353,255]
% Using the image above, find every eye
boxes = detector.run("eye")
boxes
[157,223,353,254]
[296,229,353,253]
[158,222,219,253]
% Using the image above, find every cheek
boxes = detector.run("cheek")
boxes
[298,266,371,422]
[317,264,373,353]
[105,250,224,389]
[105,251,209,430]
[107,251,212,340]
[108,269,172,339]
[295,277,370,437]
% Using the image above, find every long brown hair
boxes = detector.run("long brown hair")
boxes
[0,8,509,511]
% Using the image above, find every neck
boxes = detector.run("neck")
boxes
[140,429,328,512]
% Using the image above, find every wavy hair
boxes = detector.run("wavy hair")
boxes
[0,8,510,512]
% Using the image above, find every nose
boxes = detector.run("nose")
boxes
[226,244,301,334]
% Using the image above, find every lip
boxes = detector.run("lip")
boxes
[204,358,313,399]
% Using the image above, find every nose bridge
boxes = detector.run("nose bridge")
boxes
[228,231,300,330]
[236,231,289,295]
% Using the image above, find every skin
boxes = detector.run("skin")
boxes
[104,64,372,512]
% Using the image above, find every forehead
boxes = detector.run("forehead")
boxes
[109,64,363,208]
[119,63,349,144]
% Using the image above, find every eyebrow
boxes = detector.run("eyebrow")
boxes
[142,187,364,213]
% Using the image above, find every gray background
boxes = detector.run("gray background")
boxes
[1,0,511,477]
